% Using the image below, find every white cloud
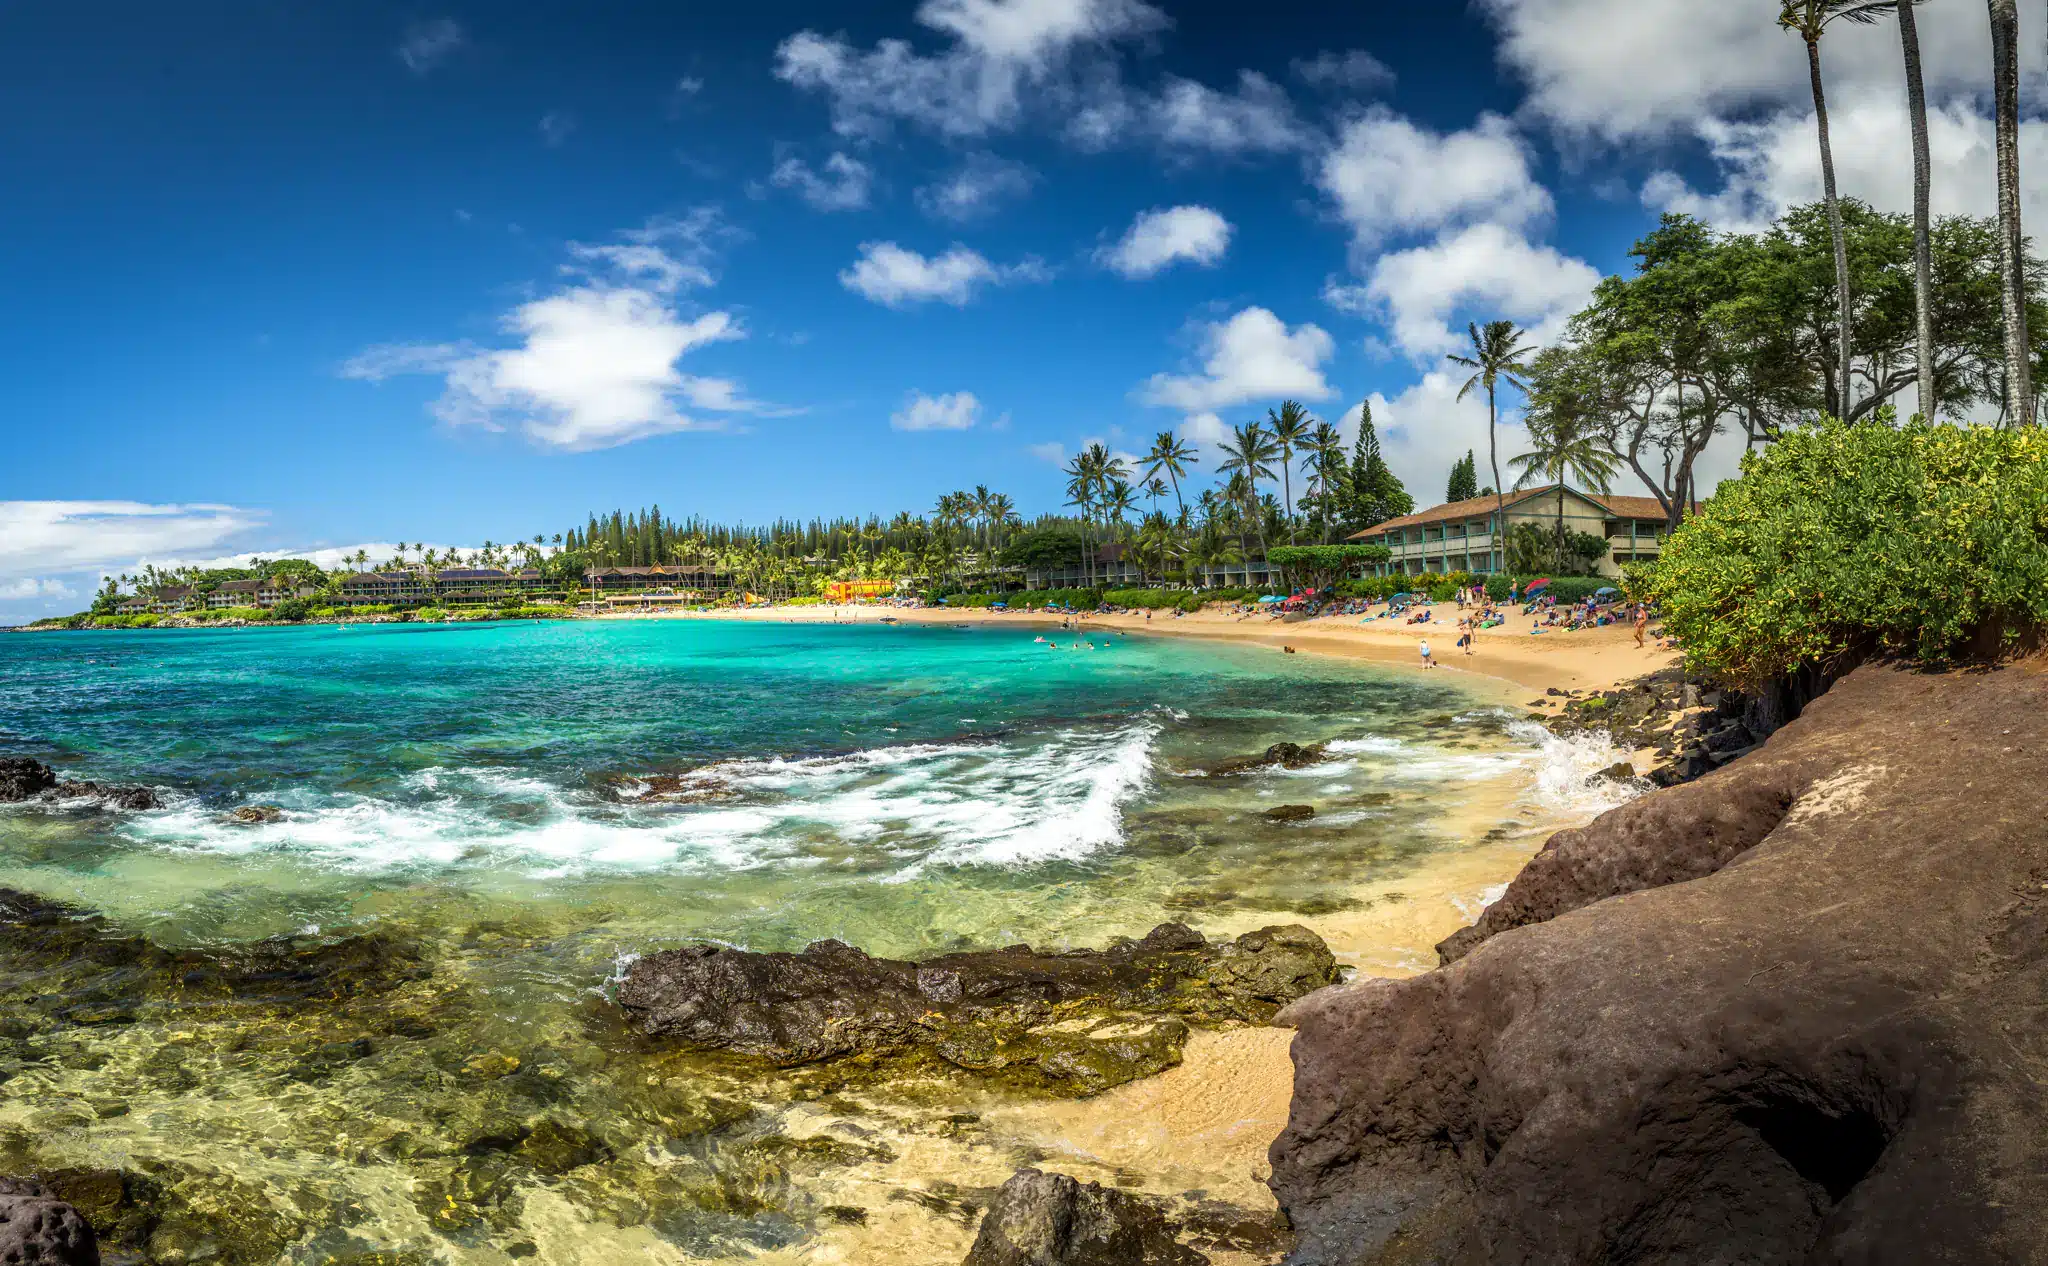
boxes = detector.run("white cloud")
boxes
[0,502,265,580]
[839,241,1048,306]
[1292,49,1396,94]
[397,19,464,75]
[539,111,577,147]
[771,151,875,211]
[1364,222,1600,360]
[1138,308,1336,413]
[1481,0,2043,143]
[774,0,1168,140]
[891,390,983,431]
[1363,371,1517,507]
[1098,205,1232,278]
[0,578,75,601]
[1317,109,1550,250]
[916,153,1037,220]
[1643,96,2048,234]
[1101,72,1311,154]
[1026,441,1068,464]
[674,76,704,97]
[343,213,766,452]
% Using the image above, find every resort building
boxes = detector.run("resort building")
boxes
[584,565,732,600]
[335,571,429,606]
[205,578,317,609]
[1024,545,1279,591]
[1347,485,1686,578]
[430,567,554,607]
[142,585,197,613]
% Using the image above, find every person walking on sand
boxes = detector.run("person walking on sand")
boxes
[1419,637,1435,669]
[1634,603,1649,649]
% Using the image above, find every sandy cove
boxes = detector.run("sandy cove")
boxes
[589,600,1675,1264]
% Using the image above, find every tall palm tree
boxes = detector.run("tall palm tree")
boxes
[1780,1,1897,419]
[1103,479,1138,582]
[1217,423,1278,577]
[1141,431,1200,516]
[1302,421,1347,543]
[1509,409,1621,573]
[1063,455,1099,588]
[1989,0,2033,424]
[1265,401,1313,545]
[1895,0,1937,419]
[985,493,1017,555]
[1447,320,1536,528]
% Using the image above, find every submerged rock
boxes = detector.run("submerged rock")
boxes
[0,758,56,802]
[1270,660,2048,1263]
[617,923,1336,1094]
[229,804,285,824]
[963,1169,1204,1266]
[1262,805,1316,823]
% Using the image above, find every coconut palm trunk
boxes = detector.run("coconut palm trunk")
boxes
[1803,28,1856,417]
[1989,0,2033,423]
[1900,0,1938,419]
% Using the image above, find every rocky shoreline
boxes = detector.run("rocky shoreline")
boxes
[1531,663,1766,787]
[1268,658,2048,1263]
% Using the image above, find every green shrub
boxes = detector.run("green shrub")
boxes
[1645,417,2048,685]
[270,598,315,622]
[413,606,450,622]
[90,614,160,629]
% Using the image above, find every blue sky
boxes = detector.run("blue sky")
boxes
[3,0,2042,619]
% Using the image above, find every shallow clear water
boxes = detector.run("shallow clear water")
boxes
[0,620,1630,1262]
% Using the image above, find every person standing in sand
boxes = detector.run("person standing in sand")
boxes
[1419,637,1435,669]
[1634,604,1649,649]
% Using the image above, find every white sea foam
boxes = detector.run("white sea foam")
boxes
[118,719,1165,879]
[1507,720,1646,817]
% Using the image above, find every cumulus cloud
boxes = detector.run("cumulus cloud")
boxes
[771,151,875,211]
[1643,97,2048,234]
[538,111,577,147]
[1138,308,1335,414]
[343,212,768,452]
[775,0,1308,155]
[0,502,265,580]
[1480,0,2041,143]
[1026,441,1068,464]
[915,153,1037,220]
[397,18,464,75]
[1098,205,1232,278]
[1364,222,1601,360]
[1317,109,1550,250]
[839,241,1048,306]
[774,0,1169,140]
[891,390,983,431]
[0,578,75,601]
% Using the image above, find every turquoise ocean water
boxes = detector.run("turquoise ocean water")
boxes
[0,619,1631,1262]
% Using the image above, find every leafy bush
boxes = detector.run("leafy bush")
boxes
[413,606,450,621]
[90,614,160,629]
[1101,588,1206,612]
[1645,418,2048,684]
[1009,588,1104,610]
[271,598,315,623]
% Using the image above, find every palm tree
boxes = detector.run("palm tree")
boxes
[1063,455,1099,588]
[1779,2,1897,419]
[1895,0,1936,419]
[1509,408,1621,573]
[986,493,1018,555]
[1265,401,1313,545]
[1141,431,1200,516]
[1103,478,1138,582]
[1447,320,1536,526]
[1988,0,2033,424]
[1302,421,1347,543]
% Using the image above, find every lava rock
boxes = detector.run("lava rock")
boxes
[963,1169,1204,1266]
[0,758,57,803]
[1592,761,1636,782]
[618,923,1336,1093]
[230,804,285,824]
[1200,743,1329,776]
[1263,805,1316,823]
[1271,660,2048,1263]
[0,1191,101,1265]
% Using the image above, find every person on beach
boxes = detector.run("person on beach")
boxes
[1634,604,1650,648]
[1419,638,1435,668]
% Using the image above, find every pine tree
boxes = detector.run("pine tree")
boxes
[1446,450,1479,503]
[1345,403,1414,530]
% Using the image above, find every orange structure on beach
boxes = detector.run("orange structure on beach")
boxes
[824,580,895,603]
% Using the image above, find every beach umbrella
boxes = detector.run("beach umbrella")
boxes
[1258,595,1283,604]
[1525,578,1551,593]
[1594,586,1620,598]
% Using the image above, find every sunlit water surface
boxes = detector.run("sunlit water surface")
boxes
[0,620,1632,1263]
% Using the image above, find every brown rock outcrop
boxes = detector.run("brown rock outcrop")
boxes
[1269,660,2048,1264]
[963,1169,1205,1266]
[617,923,1338,1094]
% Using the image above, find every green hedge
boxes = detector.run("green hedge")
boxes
[90,613,161,629]
[1482,575,1613,604]
[1645,417,2048,684]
